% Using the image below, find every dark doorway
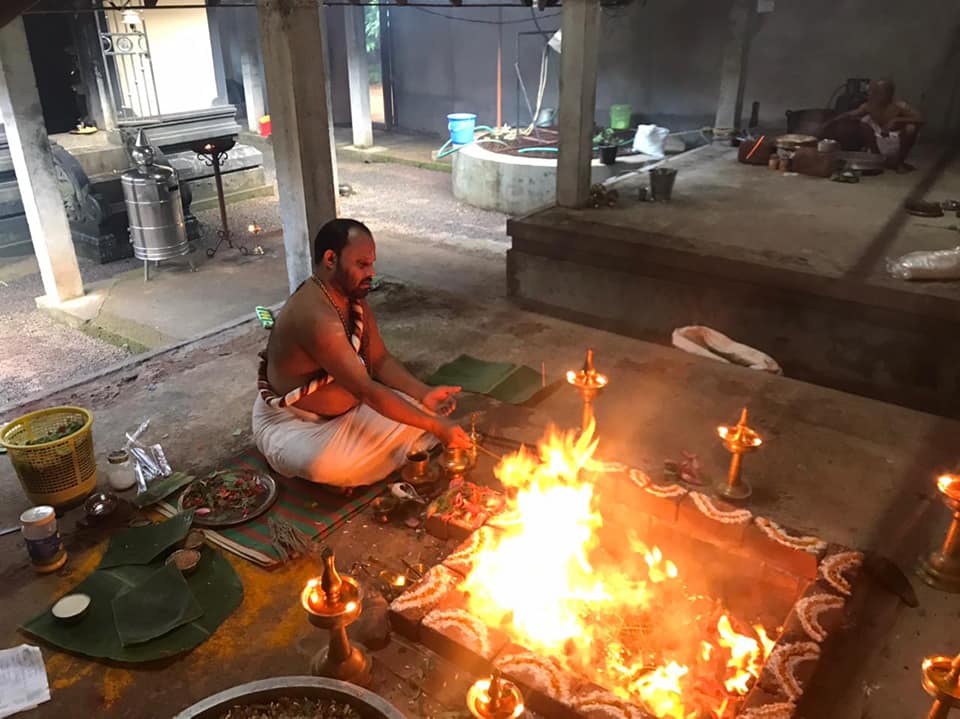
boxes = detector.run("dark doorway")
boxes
[23,13,85,134]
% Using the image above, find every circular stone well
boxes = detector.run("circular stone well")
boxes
[452,141,653,215]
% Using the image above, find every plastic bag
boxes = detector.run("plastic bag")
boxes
[632,125,671,159]
[672,326,782,374]
[886,247,960,280]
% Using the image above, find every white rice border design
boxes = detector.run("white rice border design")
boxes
[755,517,827,555]
[495,651,573,704]
[766,641,820,701]
[573,688,644,719]
[443,526,495,574]
[690,491,753,525]
[644,482,688,499]
[423,608,494,658]
[390,565,459,614]
[818,551,864,596]
[795,593,844,642]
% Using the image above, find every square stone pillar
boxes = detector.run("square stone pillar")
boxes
[714,0,756,133]
[0,17,83,303]
[241,44,266,134]
[257,0,339,293]
[556,0,601,208]
[344,6,373,149]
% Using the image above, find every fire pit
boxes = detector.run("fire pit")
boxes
[389,423,864,719]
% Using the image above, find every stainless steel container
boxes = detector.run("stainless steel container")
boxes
[121,130,189,262]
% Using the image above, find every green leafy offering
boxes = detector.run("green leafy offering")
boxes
[25,419,84,445]
[181,472,270,524]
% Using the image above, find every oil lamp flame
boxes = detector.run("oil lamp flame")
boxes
[301,578,326,612]
[466,677,525,719]
[937,474,960,499]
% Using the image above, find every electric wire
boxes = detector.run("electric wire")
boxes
[410,6,559,23]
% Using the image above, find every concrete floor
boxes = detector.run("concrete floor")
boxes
[552,143,960,294]
[2,256,960,718]
[2,156,504,409]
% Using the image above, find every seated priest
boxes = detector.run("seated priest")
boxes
[253,218,471,486]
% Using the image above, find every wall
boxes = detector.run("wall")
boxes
[386,0,960,141]
[212,5,351,127]
[140,0,219,115]
[387,5,562,136]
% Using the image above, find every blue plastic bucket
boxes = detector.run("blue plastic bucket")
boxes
[447,113,477,145]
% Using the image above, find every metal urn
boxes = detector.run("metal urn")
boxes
[121,129,190,280]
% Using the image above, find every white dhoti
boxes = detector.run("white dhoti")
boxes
[863,116,901,161]
[251,392,436,487]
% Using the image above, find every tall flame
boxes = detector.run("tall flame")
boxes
[461,420,776,718]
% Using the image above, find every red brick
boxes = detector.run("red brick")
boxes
[388,564,462,641]
[628,481,688,523]
[742,520,822,581]
[568,682,654,719]
[420,590,510,675]
[493,642,587,719]
[759,562,807,603]
[441,526,500,578]
[424,513,478,542]
[675,492,752,547]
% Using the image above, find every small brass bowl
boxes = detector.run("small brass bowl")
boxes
[166,548,201,576]
[182,529,205,551]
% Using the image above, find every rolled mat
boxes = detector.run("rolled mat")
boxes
[155,448,385,569]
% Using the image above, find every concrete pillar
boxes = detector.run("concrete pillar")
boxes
[74,13,116,131]
[257,0,339,293]
[556,0,601,208]
[713,0,755,133]
[241,44,266,134]
[344,6,373,148]
[207,6,230,104]
[0,18,83,303]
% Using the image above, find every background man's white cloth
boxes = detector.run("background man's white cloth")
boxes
[252,391,435,487]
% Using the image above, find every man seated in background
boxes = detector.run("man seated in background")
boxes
[253,218,470,487]
[824,79,923,173]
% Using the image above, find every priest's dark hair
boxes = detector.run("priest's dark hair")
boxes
[314,218,372,263]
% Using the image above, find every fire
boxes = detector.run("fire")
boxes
[938,473,960,500]
[461,420,777,718]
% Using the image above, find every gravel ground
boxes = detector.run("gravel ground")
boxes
[0,160,507,408]
[0,259,132,407]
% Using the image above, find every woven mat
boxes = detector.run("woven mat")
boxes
[156,449,384,569]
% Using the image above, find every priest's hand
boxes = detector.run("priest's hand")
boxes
[423,385,461,416]
[436,420,472,449]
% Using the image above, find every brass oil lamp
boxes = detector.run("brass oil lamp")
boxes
[918,474,960,592]
[466,673,525,719]
[716,408,763,500]
[300,547,372,686]
[922,651,960,718]
[566,348,608,435]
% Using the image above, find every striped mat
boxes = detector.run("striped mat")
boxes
[156,449,384,569]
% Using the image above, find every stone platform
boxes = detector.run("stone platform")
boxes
[507,143,960,417]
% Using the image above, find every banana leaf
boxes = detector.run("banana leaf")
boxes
[98,511,193,568]
[21,548,242,662]
[112,563,202,646]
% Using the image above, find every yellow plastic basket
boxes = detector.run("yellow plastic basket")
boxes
[1,406,97,509]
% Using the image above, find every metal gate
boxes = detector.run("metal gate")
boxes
[95,7,161,120]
